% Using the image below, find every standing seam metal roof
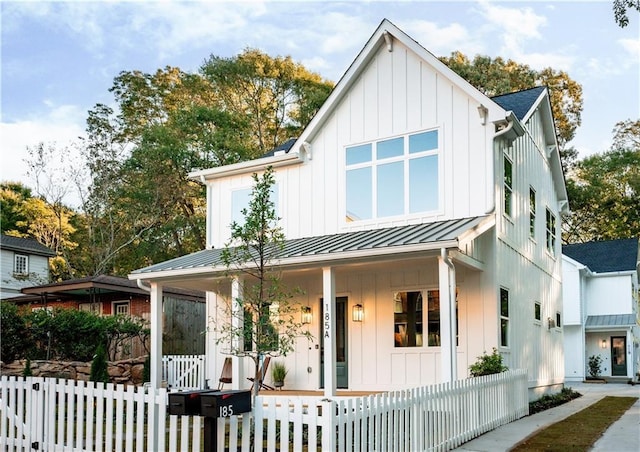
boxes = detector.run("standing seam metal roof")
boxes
[131,216,490,275]
[585,314,637,328]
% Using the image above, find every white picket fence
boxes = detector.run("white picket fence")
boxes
[1,369,528,451]
[162,354,206,390]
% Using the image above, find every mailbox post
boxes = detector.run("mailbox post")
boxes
[168,390,251,452]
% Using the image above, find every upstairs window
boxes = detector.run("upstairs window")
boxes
[503,155,513,217]
[14,254,28,275]
[345,129,439,222]
[529,187,536,239]
[546,208,556,254]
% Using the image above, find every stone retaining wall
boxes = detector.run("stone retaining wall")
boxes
[0,356,147,386]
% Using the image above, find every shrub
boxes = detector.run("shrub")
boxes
[469,348,508,377]
[90,343,109,384]
[0,301,32,362]
[588,355,603,378]
[23,358,32,377]
[529,387,582,414]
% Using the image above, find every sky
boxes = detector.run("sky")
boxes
[1,0,639,204]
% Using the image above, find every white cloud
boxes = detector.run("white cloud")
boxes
[478,1,547,42]
[619,37,640,62]
[404,20,483,57]
[0,104,86,188]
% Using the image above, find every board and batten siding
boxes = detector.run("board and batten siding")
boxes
[208,39,499,247]
[494,107,564,389]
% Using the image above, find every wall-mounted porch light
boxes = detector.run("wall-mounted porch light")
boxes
[601,339,607,349]
[301,306,312,324]
[352,304,363,322]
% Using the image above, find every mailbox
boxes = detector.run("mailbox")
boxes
[168,390,218,416]
[200,390,251,418]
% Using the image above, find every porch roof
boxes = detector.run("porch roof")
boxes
[585,314,637,329]
[130,215,492,281]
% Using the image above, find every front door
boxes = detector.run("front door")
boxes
[320,296,348,389]
[611,336,627,376]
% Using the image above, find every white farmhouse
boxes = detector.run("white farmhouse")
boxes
[130,20,568,398]
[1,234,55,300]
[563,237,639,382]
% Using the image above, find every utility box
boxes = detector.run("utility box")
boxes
[168,390,217,416]
[200,390,251,418]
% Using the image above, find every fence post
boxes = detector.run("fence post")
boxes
[321,399,336,451]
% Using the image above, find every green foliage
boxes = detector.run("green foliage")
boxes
[469,348,508,377]
[90,343,109,384]
[217,167,313,397]
[0,301,32,363]
[588,355,603,378]
[613,0,640,27]
[271,361,288,384]
[0,182,32,235]
[563,146,640,243]
[22,358,32,377]
[529,387,582,415]
[143,355,151,383]
[45,308,105,361]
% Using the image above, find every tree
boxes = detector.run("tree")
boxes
[613,0,640,27]
[201,48,333,157]
[0,182,32,235]
[440,52,583,171]
[217,167,312,399]
[563,144,640,243]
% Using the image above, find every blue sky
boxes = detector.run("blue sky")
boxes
[1,0,638,200]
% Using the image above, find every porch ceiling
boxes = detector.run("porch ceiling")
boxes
[129,215,493,287]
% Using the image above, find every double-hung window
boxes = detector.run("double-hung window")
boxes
[529,187,536,239]
[345,129,439,222]
[500,288,509,347]
[546,208,556,254]
[503,154,513,218]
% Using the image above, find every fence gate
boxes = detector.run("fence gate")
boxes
[0,377,46,450]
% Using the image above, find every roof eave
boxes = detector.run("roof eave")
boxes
[189,152,303,182]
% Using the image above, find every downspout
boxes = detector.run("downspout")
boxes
[441,248,457,380]
[486,116,515,214]
[137,279,151,292]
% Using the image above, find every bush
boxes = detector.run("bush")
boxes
[529,387,582,414]
[588,355,603,378]
[469,348,508,377]
[90,343,109,384]
[0,301,33,363]
[23,358,32,377]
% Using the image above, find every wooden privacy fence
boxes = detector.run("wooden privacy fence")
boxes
[162,354,206,390]
[1,369,528,451]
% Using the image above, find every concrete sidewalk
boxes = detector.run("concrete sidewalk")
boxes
[453,382,640,452]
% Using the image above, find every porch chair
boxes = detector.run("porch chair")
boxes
[218,357,232,390]
[246,356,274,391]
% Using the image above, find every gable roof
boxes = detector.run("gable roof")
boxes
[0,234,56,257]
[492,87,547,122]
[563,237,639,273]
[131,215,493,280]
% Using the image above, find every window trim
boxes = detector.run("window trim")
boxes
[14,254,29,275]
[555,311,562,329]
[534,301,542,323]
[112,301,130,316]
[529,187,536,240]
[344,128,442,224]
[545,207,557,255]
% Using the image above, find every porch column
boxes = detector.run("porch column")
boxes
[438,249,457,382]
[322,266,336,397]
[231,276,244,389]
[149,281,163,389]
[205,291,218,389]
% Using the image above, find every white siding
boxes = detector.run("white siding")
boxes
[0,249,50,299]
[586,275,634,316]
[562,259,584,325]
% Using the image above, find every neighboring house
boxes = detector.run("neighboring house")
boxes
[0,234,55,299]
[8,275,206,357]
[129,20,568,398]
[562,238,639,382]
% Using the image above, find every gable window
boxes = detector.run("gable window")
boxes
[503,154,513,217]
[529,187,536,239]
[14,254,28,275]
[545,208,556,254]
[500,288,509,347]
[534,301,541,322]
[345,129,439,222]
[231,184,279,226]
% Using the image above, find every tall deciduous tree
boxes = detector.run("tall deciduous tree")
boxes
[217,167,312,399]
[613,0,640,27]
[440,52,583,171]
[563,120,640,243]
[201,48,333,157]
